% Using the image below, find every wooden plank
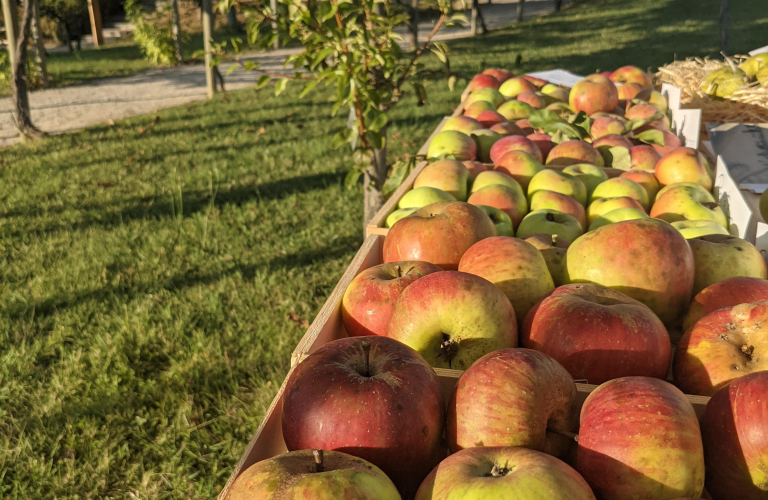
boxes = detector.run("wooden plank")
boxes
[87,0,104,47]
[1,0,18,66]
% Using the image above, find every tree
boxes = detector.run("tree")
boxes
[10,0,46,139]
[220,0,464,227]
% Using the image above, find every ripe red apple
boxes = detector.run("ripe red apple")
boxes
[482,68,514,82]
[463,160,488,180]
[467,184,528,229]
[610,65,653,89]
[341,261,442,337]
[617,82,645,100]
[655,147,713,190]
[527,132,553,160]
[464,100,495,119]
[494,150,544,191]
[387,271,518,370]
[630,144,662,170]
[282,336,445,497]
[490,121,525,136]
[227,449,401,500]
[576,377,706,500]
[674,300,768,396]
[545,140,604,167]
[593,133,633,151]
[524,75,549,88]
[522,284,671,384]
[476,110,506,128]
[499,77,538,98]
[649,130,684,155]
[700,371,768,500]
[590,116,626,139]
[489,135,543,163]
[515,118,535,135]
[468,73,501,91]
[569,74,619,115]
[441,116,483,135]
[447,348,577,455]
[383,201,496,270]
[625,103,670,130]
[530,190,587,230]
[517,91,546,109]
[683,276,768,332]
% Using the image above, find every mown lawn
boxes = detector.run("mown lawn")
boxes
[1,0,766,498]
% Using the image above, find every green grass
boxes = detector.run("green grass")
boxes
[1,0,766,498]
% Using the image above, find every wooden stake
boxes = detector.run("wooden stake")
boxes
[87,0,104,47]
[719,0,730,55]
[171,0,182,63]
[202,0,215,98]
[516,0,525,23]
[2,0,18,66]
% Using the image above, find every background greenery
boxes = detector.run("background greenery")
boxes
[1,0,766,498]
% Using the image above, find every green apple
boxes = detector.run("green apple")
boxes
[589,177,650,211]
[476,205,515,237]
[414,159,471,201]
[471,129,503,163]
[588,207,648,231]
[528,169,588,206]
[650,185,728,228]
[586,196,646,225]
[655,182,714,203]
[386,207,418,227]
[441,116,483,135]
[497,100,535,120]
[472,170,524,193]
[399,187,456,209]
[516,209,584,243]
[688,235,768,295]
[757,65,768,85]
[635,89,669,114]
[498,77,538,98]
[427,131,477,161]
[466,87,506,108]
[672,220,730,239]
[562,163,609,197]
[739,53,768,78]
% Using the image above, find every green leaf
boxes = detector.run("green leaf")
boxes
[331,128,354,149]
[365,131,386,150]
[311,47,336,70]
[528,109,584,140]
[411,82,427,106]
[634,129,665,146]
[382,159,413,198]
[569,111,591,136]
[344,169,362,190]
[226,65,239,76]
[299,79,321,98]
[448,75,457,92]
[605,146,632,169]
[256,75,271,89]
[275,78,289,96]
[243,61,258,71]
[368,112,388,133]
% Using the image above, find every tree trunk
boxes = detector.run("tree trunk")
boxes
[719,0,730,55]
[409,0,418,49]
[2,0,18,66]
[555,0,562,11]
[516,0,524,22]
[269,0,278,49]
[30,0,48,87]
[12,0,45,140]
[202,0,215,98]
[363,146,388,229]
[170,0,182,63]
[226,6,239,30]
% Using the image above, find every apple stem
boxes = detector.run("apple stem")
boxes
[741,344,754,361]
[548,427,580,442]
[361,339,371,376]
[313,449,324,473]
[439,334,458,368]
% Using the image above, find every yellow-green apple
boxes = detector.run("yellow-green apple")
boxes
[635,89,669,114]
[701,66,747,97]
[495,151,544,190]
[471,129,502,163]
[546,140,605,167]
[490,135,543,163]
[674,300,768,396]
[386,207,417,227]
[593,134,633,167]
[617,82,645,101]
[688,235,768,295]
[700,371,768,500]
[476,110,507,128]
[517,91,546,109]
[590,116,626,139]
[398,186,456,209]
[541,85,570,102]
[588,207,649,231]
[462,160,487,180]
[530,190,588,230]
[463,100,495,119]
[416,446,597,500]
[756,65,768,85]
[468,184,528,229]
[528,169,588,206]
[527,133,553,161]
[564,218,695,326]
[476,205,515,237]
[227,449,402,500]
[483,68,514,82]
[427,130,477,161]
[683,277,768,332]
[524,75,549,88]
[625,103,670,130]
[523,284,671,384]
[387,271,518,370]
[282,336,445,497]
[569,74,619,115]
[447,348,576,454]
[498,100,534,120]
[587,196,646,224]
[471,170,524,192]
[384,201,496,269]
[515,118,535,135]
[589,177,650,211]
[562,163,609,197]
[441,116,483,135]
[672,219,729,239]
[499,77,538,98]
[465,87,505,109]
[575,377,705,499]
[648,130,684,155]
[490,121,525,136]
[414,159,471,201]
[619,168,660,201]
[740,53,768,78]
[517,210,584,243]
[630,144,662,170]
[522,233,571,286]
[458,236,555,321]
[650,186,727,227]
[468,73,501,91]
[610,65,653,89]
[655,147,713,190]
[342,261,442,337]
[655,181,714,202]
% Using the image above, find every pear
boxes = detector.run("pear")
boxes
[739,53,768,79]
[700,66,747,97]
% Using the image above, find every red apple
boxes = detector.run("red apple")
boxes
[626,102,670,130]
[527,132,553,160]
[468,73,501,91]
[522,283,671,384]
[483,68,514,82]
[467,184,528,229]
[648,130,683,155]
[524,75,549,88]
[282,336,445,497]
[515,118,535,135]
[341,261,442,337]
[490,121,525,136]
[610,65,653,89]
[494,150,544,191]
[655,147,713,190]
[546,140,604,167]
[569,74,619,115]
[619,168,660,201]
[617,82,645,100]
[683,276,768,332]
[441,115,483,135]
[530,190,588,230]
[499,77,538,98]
[630,145,662,170]
[463,160,488,180]
[476,110,507,128]
[489,135,543,164]
[517,91,546,109]
[463,100,495,119]
[590,116,626,139]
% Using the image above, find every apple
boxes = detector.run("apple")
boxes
[416,446,596,500]
[648,129,683,156]
[342,261,442,337]
[387,270,518,370]
[700,371,768,500]
[588,207,648,231]
[592,134,633,167]
[562,163,609,197]
[672,219,730,239]
[655,147,713,190]
[515,118,535,135]
[476,205,515,237]
[688,235,768,295]
[427,130,477,161]
[575,377,705,499]
[483,68,514,82]
[468,73,501,91]
[530,190,587,230]
[398,186,456,209]
[522,233,571,286]
[545,140,604,167]
[527,133,553,160]
[625,103,670,130]
[471,170,524,192]
[465,87,506,108]
[490,135,543,163]
[283,336,445,497]
[650,185,727,227]
[464,100,496,119]
[739,53,768,78]
[610,65,653,89]
[630,144,662,170]
[468,184,528,229]
[674,300,768,397]
[386,207,417,227]
[490,121,525,136]
[587,196,645,224]
[498,100,535,120]
[527,169,588,206]
[476,110,507,128]
[569,74,619,115]
[458,236,555,321]
[542,86,570,102]
[523,284,671,384]
[227,449,402,500]
[564,218,694,326]
[616,82,645,100]
[441,116,483,135]
[655,182,714,202]
[524,75,549,88]
[463,160,488,180]
[635,89,669,114]
[592,133,633,151]
[471,129,502,163]
[447,348,576,454]
[683,277,768,332]
[413,159,471,201]
[516,91,546,109]
[590,116,626,139]
[494,150,544,190]
[384,201,496,270]
[499,77,538,98]
[589,177,650,211]
[619,168,660,201]
[516,209,584,243]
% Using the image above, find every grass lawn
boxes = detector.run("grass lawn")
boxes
[1,0,766,498]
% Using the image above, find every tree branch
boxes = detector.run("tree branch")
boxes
[395,13,446,91]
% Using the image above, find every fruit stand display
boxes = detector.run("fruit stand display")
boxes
[221,67,768,500]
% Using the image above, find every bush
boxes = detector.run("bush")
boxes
[125,0,178,66]
[40,0,89,49]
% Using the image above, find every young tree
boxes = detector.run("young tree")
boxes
[11,0,46,139]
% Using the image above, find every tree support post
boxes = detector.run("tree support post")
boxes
[2,0,18,66]
[516,0,525,23]
[410,0,418,49]
[87,0,104,47]
[719,0,730,55]
[171,0,182,63]
[202,0,215,98]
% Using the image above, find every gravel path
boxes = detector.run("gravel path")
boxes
[0,0,566,147]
